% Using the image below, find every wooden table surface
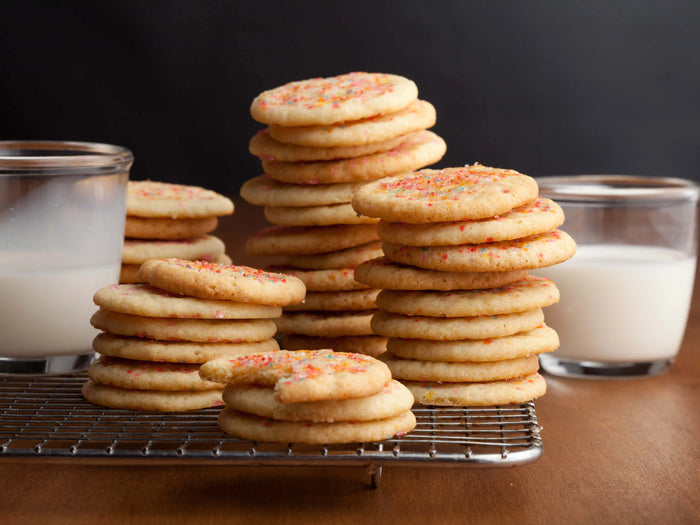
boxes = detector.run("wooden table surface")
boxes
[2,200,699,525]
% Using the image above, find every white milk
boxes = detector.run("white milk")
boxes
[0,263,119,357]
[534,244,696,362]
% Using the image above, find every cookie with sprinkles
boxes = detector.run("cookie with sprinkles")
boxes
[121,235,226,265]
[268,99,436,147]
[354,257,529,291]
[250,72,418,127]
[217,406,415,444]
[138,258,306,306]
[93,284,282,319]
[119,254,231,285]
[249,128,406,162]
[376,197,565,246]
[199,349,392,403]
[352,164,539,223]
[404,373,547,407]
[381,229,577,272]
[127,180,234,219]
[82,381,223,412]
[375,276,559,317]
[261,130,446,184]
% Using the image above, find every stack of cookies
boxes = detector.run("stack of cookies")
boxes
[199,349,416,444]
[121,180,235,283]
[82,258,305,411]
[351,165,577,406]
[241,72,446,356]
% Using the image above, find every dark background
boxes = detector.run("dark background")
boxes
[1,1,699,196]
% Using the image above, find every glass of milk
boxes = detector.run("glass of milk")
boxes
[0,141,132,375]
[534,175,698,378]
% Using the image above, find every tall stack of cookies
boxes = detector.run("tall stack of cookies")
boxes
[240,72,446,356]
[82,258,305,412]
[351,165,577,406]
[199,349,416,444]
[121,180,234,283]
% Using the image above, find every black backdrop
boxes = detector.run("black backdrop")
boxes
[2,1,699,195]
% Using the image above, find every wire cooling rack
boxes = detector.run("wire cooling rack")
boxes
[0,374,542,487]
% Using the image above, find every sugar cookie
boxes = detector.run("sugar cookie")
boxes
[280,335,387,357]
[354,257,528,291]
[284,289,379,311]
[275,311,375,336]
[82,381,223,412]
[250,72,418,127]
[375,276,559,317]
[261,131,446,184]
[264,203,379,226]
[386,324,558,362]
[352,164,539,223]
[119,254,232,285]
[268,267,368,292]
[249,128,406,162]
[125,216,219,240]
[404,373,546,406]
[127,180,234,219]
[87,356,222,391]
[268,99,436,147]
[246,224,379,256]
[240,175,367,208]
[138,258,305,306]
[279,241,382,270]
[382,353,540,382]
[199,349,392,403]
[382,230,577,272]
[376,197,564,245]
[370,309,545,340]
[94,284,282,319]
[222,379,413,422]
[217,406,416,444]
[93,333,279,364]
[90,310,277,343]
[121,235,226,265]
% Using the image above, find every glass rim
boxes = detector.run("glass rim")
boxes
[0,140,134,170]
[536,174,699,203]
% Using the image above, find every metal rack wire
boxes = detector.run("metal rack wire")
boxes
[0,374,542,487]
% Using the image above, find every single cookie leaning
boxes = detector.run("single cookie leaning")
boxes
[138,258,305,306]
[127,180,234,219]
[199,350,392,403]
[376,197,565,246]
[250,72,419,127]
[352,164,539,223]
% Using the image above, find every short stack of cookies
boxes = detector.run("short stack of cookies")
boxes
[240,72,446,356]
[351,165,577,406]
[121,180,235,283]
[82,258,305,412]
[199,349,416,444]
